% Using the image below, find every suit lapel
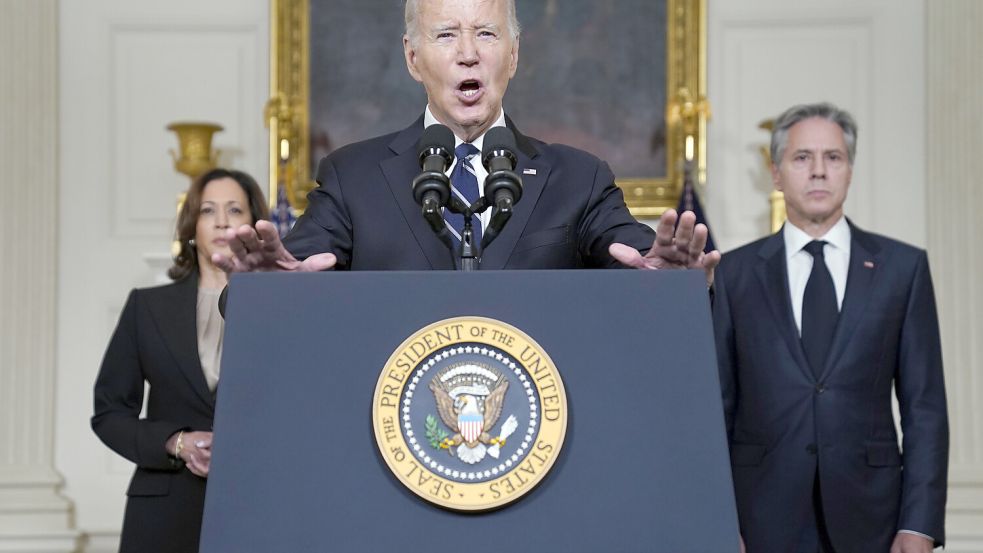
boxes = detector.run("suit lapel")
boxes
[754,231,814,381]
[479,118,548,269]
[820,221,881,379]
[148,274,215,408]
[380,116,455,269]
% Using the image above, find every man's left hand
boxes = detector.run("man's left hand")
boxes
[890,533,935,553]
[609,209,721,287]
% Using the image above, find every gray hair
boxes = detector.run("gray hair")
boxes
[770,102,858,166]
[404,0,521,46]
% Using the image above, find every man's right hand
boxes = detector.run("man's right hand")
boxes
[212,220,337,273]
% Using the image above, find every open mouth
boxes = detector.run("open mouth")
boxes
[458,79,482,99]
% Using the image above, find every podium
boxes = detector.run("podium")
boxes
[200,270,739,553]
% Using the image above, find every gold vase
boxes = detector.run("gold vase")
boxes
[167,121,223,180]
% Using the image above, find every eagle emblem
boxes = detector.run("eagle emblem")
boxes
[428,362,518,465]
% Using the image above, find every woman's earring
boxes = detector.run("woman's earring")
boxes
[188,238,196,247]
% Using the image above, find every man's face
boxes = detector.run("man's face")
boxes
[772,117,852,231]
[404,0,519,142]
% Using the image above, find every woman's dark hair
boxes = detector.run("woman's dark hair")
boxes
[167,168,270,281]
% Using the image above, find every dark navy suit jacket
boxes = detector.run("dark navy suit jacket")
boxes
[712,221,948,553]
[283,116,654,269]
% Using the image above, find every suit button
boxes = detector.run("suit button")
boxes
[806,444,817,454]
[815,384,826,394]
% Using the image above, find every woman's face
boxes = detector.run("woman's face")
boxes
[195,177,253,268]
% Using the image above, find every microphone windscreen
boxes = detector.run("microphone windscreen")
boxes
[419,124,455,156]
[482,127,517,161]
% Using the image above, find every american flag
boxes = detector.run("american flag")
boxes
[270,182,296,238]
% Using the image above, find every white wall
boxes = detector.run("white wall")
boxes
[926,2,983,550]
[706,0,926,251]
[54,0,269,550]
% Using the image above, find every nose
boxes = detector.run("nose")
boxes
[215,209,229,228]
[810,155,827,179]
[457,32,478,66]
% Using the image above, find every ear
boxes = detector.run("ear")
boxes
[404,34,424,83]
[770,163,782,191]
[508,37,519,79]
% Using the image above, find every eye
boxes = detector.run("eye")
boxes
[434,30,456,41]
[477,29,497,39]
[200,206,214,214]
[229,206,244,215]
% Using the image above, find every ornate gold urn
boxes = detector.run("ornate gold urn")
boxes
[166,121,223,180]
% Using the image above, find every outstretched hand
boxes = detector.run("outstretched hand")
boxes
[211,220,336,273]
[609,209,721,287]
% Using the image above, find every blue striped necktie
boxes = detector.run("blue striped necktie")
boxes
[445,143,481,244]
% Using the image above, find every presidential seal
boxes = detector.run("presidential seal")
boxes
[372,317,567,511]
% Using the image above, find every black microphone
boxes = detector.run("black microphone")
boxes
[481,127,523,210]
[480,127,523,250]
[412,124,455,233]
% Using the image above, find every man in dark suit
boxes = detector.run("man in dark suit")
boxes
[214,0,720,281]
[713,103,948,553]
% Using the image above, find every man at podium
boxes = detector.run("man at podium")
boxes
[213,0,719,284]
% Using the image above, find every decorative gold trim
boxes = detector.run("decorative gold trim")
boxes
[268,0,707,217]
[758,119,787,233]
[267,0,310,210]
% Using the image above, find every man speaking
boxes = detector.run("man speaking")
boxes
[213,0,720,283]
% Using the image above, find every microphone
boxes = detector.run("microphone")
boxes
[481,127,523,210]
[480,128,523,249]
[412,124,455,233]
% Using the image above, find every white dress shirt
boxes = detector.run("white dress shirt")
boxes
[783,217,851,336]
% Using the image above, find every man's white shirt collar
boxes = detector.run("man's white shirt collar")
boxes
[423,106,507,152]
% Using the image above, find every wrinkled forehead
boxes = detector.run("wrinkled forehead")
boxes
[418,0,508,28]
[787,117,848,151]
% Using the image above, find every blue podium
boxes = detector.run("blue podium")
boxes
[200,270,739,553]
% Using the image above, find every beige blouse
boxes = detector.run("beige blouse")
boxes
[196,288,224,391]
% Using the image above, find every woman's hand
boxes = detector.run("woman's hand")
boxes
[166,430,213,478]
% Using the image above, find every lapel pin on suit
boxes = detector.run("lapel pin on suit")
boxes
[523,168,537,175]
[864,261,875,269]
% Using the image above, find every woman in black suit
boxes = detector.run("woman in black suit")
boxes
[92,168,270,553]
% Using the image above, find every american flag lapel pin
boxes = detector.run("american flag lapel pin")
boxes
[863,260,875,269]
[523,168,537,175]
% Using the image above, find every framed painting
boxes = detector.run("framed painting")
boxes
[267,0,707,217]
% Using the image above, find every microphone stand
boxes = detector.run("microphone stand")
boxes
[459,211,478,272]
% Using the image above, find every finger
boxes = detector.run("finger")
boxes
[299,252,337,272]
[609,243,651,269]
[234,224,264,259]
[193,432,213,449]
[673,210,697,252]
[211,252,237,273]
[688,223,709,260]
[254,221,286,259]
[654,209,678,247]
[186,456,206,477]
[702,249,721,271]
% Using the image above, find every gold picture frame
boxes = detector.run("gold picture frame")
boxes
[267,0,707,218]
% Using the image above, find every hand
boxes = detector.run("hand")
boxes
[890,532,934,553]
[166,430,214,478]
[609,209,721,287]
[211,220,337,273]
